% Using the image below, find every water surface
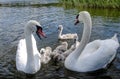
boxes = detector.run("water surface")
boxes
[0,0,120,79]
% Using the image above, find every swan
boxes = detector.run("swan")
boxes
[58,25,77,40]
[16,20,46,74]
[71,35,80,49]
[40,47,52,64]
[65,11,119,72]
[54,35,80,62]
[52,42,68,60]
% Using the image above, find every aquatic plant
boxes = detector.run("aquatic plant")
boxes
[60,0,120,9]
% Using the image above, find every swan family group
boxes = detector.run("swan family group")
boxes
[16,11,119,74]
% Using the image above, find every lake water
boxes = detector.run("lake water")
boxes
[0,0,120,79]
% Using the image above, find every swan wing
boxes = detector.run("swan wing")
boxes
[60,33,77,39]
[76,39,119,72]
[16,39,27,71]
[52,42,68,55]
[80,40,101,56]
[32,36,41,70]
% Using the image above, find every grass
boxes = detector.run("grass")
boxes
[60,0,120,9]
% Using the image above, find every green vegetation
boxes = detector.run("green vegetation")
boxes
[0,2,60,7]
[60,0,120,9]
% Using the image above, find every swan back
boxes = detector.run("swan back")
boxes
[52,42,68,55]
[111,33,119,43]
[52,42,68,59]
[76,38,119,72]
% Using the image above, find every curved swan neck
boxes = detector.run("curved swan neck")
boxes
[76,12,92,55]
[24,24,35,70]
[58,28,62,38]
[80,17,92,47]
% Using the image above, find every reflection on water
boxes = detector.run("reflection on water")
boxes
[0,0,58,4]
[0,0,120,79]
[0,0,59,7]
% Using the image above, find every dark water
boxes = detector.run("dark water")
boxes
[0,0,120,79]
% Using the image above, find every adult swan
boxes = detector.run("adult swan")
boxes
[64,11,119,72]
[16,20,46,74]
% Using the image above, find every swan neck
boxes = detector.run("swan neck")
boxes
[58,29,62,38]
[65,12,92,70]
[25,25,35,70]
[81,20,91,47]
[77,15,92,55]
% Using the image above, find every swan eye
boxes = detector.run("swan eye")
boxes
[73,39,76,43]
[36,25,42,31]
[58,25,62,30]
[58,27,60,30]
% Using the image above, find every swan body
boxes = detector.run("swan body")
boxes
[52,42,68,60]
[54,35,80,61]
[16,20,46,74]
[71,35,80,49]
[58,25,77,40]
[65,11,119,72]
[40,47,52,64]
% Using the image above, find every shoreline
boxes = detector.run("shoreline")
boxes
[61,0,120,9]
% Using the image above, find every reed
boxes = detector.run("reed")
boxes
[60,0,120,9]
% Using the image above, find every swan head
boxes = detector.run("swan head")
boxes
[74,11,91,25]
[40,47,52,56]
[61,41,68,46]
[58,25,63,31]
[73,35,78,43]
[40,48,45,54]
[45,47,52,56]
[26,20,46,39]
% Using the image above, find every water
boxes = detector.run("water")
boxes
[0,0,120,79]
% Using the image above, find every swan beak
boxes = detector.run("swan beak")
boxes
[74,19,79,25]
[58,27,60,30]
[74,14,79,25]
[36,25,46,39]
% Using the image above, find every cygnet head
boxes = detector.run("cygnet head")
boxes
[61,42,68,46]
[73,35,78,43]
[58,25,63,31]
[45,47,52,55]
[40,48,45,54]
[46,47,52,51]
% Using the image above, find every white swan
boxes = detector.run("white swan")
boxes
[65,11,119,72]
[40,47,52,64]
[58,25,77,40]
[16,20,46,74]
